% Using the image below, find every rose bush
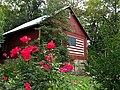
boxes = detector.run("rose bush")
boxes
[0,36,75,90]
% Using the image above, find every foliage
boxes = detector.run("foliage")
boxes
[86,33,120,90]
[84,0,120,90]
[0,0,87,32]
[68,75,100,90]
[37,8,71,63]
[0,36,75,90]
[0,7,5,48]
[43,0,66,15]
[0,0,45,32]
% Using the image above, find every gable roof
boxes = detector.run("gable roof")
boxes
[3,6,89,39]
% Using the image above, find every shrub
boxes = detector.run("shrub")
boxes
[86,34,120,90]
[0,36,74,90]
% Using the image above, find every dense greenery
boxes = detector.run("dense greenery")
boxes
[0,7,5,48]
[84,0,120,89]
[0,38,73,89]
[1,0,45,32]
[38,10,71,63]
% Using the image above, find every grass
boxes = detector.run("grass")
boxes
[67,75,99,90]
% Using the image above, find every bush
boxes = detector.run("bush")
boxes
[86,34,120,90]
[0,36,74,90]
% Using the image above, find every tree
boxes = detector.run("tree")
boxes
[0,6,5,48]
[83,0,120,89]
[37,0,72,63]
[0,0,45,32]
[1,0,87,32]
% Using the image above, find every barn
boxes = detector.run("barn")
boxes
[1,6,89,70]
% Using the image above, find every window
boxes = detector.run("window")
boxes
[68,36,76,46]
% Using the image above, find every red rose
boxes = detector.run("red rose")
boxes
[45,54,51,61]
[24,82,31,90]
[29,46,39,53]
[3,76,7,81]
[45,54,54,62]
[3,53,9,58]
[44,65,51,70]
[20,36,31,43]
[39,62,45,68]
[10,46,21,57]
[39,62,45,66]
[60,63,74,73]
[64,63,74,71]
[46,40,55,49]
[25,82,31,87]
[60,67,69,73]
[21,46,38,61]
[3,53,7,57]
[26,87,31,90]
[21,47,31,61]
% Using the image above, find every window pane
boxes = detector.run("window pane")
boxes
[68,36,76,46]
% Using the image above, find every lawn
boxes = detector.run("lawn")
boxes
[67,75,99,90]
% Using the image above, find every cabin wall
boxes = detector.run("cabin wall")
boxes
[3,28,39,54]
[66,15,87,61]
[68,15,86,37]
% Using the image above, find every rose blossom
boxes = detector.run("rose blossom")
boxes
[3,53,7,57]
[29,46,39,53]
[21,47,31,61]
[60,63,74,73]
[46,40,55,49]
[45,54,51,61]
[44,65,51,70]
[24,82,31,90]
[21,46,38,61]
[45,54,54,62]
[20,36,31,43]
[3,76,7,81]
[10,46,21,57]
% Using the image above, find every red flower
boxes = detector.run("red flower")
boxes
[45,54,51,61]
[39,62,44,66]
[21,46,38,61]
[44,65,51,70]
[26,87,31,90]
[46,40,55,49]
[3,76,7,81]
[24,82,31,90]
[50,59,54,63]
[3,53,7,57]
[29,46,39,53]
[10,46,21,57]
[64,63,74,71]
[60,63,74,73]
[21,47,31,61]
[25,82,31,87]
[20,36,31,43]
[3,53,9,58]
[45,54,54,62]
[60,67,69,73]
